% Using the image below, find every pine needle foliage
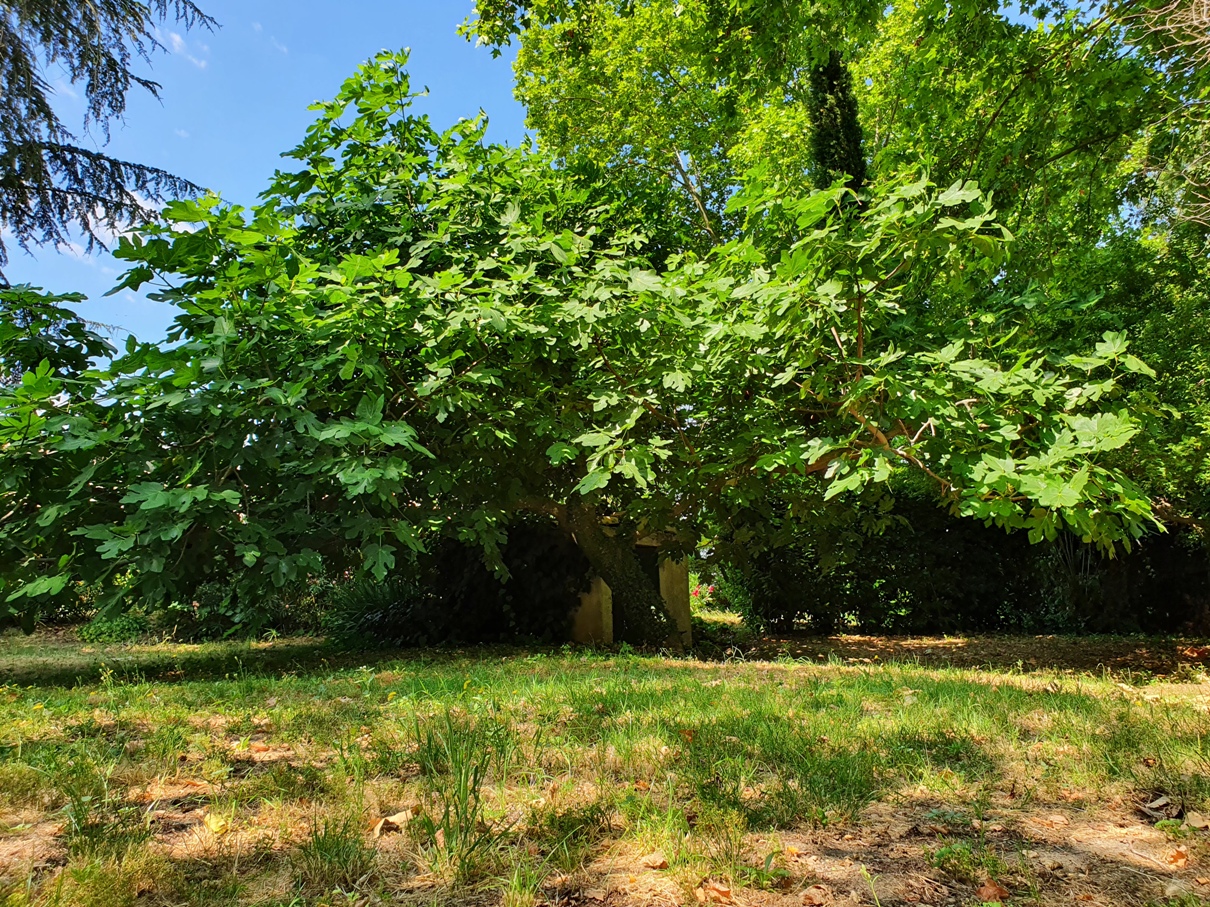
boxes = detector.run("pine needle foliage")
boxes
[0,0,214,277]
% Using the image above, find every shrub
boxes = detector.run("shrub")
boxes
[157,580,276,641]
[712,488,1055,635]
[78,614,148,644]
[325,523,589,649]
[36,582,95,626]
[323,575,447,647]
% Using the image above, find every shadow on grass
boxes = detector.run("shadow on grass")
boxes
[741,632,1210,675]
[4,626,1210,692]
[0,631,588,689]
[0,634,393,689]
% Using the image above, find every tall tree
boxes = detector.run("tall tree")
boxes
[807,50,867,193]
[0,0,214,279]
[463,0,881,245]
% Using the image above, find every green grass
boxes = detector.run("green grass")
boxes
[0,631,1208,906]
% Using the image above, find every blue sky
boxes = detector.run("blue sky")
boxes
[5,0,525,343]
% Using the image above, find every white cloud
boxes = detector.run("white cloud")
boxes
[166,30,208,68]
[270,37,288,54]
[252,21,262,32]
[52,78,79,100]
[174,128,190,139]
[62,242,98,266]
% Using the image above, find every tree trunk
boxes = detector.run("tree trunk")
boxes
[564,500,675,647]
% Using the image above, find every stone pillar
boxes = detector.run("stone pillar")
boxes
[660,557,693,648]
[570,575,613,644]
[569,558,691,647]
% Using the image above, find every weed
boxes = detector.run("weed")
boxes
[1147,897,1210,907]
[0,761,53,809]
[501,858,547,907]
[142,723,190,766]
[1156,818,1192,839]
[696,805,749,876]
[412,711,499,882]
[78,615,149,645]
[40,849,178,907]
[927,838,1008,883]
[230,761,331,806]
[3,632,1209,907]
[528,800,613,873]
[291,816,376,895]
[859,865,884,907]
[57,758,151,858]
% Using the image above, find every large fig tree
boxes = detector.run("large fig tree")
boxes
[1,52,1156,641]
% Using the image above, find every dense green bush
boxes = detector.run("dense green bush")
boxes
[78,613,148,644]
[713,496,1210,636]
[322,524,590,648]
[322,575,447,646]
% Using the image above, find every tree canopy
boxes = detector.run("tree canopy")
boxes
[0,44,1163,641]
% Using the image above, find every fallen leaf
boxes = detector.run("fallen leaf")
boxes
[1184,812,1210,831]
[641,852,669,870]
[584,890,607,901]
[633,780,650,791]
[202,812,228,835]
[975,879,1010,903]
[803,884,831,905]
[1168,846,1189,869]
[1046,813,1070,826]
[1194,877,1209,886]
[371,804,421,838]
[249,742,271,753]
[695,879,733,904]
[1074,895,1094,902]
[1147,795,1173,810]
[679,729,696,744]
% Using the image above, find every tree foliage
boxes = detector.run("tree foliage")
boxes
[0,0,213,276]
[0,49,1160,641]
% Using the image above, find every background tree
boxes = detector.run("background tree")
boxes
[463,0,881,247]
[0,0,214,278]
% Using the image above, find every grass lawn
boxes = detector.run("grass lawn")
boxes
[1,630,1209,907]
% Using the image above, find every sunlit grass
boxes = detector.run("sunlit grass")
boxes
[0,632,1207,906]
